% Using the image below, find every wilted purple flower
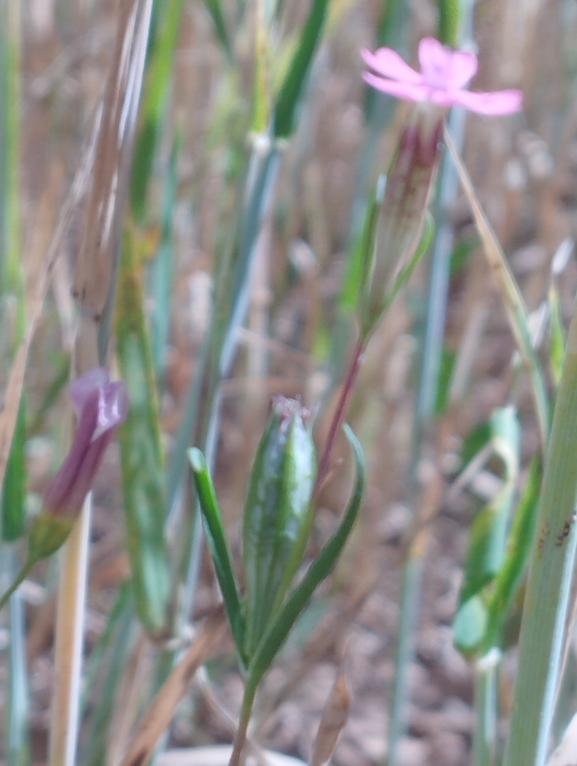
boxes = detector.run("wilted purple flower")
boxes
[43,367,128,518]
[362,37,522,115]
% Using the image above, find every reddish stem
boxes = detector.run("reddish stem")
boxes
[314,337,365,496]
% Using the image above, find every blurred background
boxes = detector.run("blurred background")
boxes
[2,1,577,765]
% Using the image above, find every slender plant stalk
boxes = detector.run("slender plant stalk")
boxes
[6,549,31,766]
[0,557,34,612]
[228,682,258,766]
[473,654,498,766]
[315,337,365,495]
[48,494,92,766]
[503,292,577,766]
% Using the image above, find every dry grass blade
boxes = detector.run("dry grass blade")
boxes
[48,495,93,766]
[444,127,550,450]
[310,662,350,766]
[118,609,227,766]
[72,0,153,321]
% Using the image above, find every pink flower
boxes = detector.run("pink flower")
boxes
[362,37,522,115]
[43,368,128,518]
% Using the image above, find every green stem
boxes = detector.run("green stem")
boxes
[472,652,498,766]
[315,337,365,495]
[228,681,257,766]
[0,558,34,612]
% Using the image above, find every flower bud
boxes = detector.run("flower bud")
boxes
[27,368,128,562]
[361,106,442,333]
[242,397,316,657]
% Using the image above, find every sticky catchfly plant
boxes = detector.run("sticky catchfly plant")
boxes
[362,37,523,115]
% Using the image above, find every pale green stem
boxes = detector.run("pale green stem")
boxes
[473,651,499,766]
[228,681,258,766]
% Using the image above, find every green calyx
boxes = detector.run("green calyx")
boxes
[242,397,316,658]
[27,512,76,564]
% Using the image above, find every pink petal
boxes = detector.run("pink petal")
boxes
[361,47,423,85]
[362,71,431,103]
[418,37,454,88]
[69,367,110,416]
[445,50,478,88]
[94,381,129,439]
[448,88,523,115]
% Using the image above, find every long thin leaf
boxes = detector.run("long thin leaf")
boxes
[188,447,245,664]
[116,223,171,639]
[272,0,330,139]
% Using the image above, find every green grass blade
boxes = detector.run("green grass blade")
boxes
[188,447,245,663]
[116,224,171,639]
[79,586,135,766]
[130,0,184,222]
[247,424,365,687]
[150,131,180,382]
[503,292,577,766]
[272,0,330,139]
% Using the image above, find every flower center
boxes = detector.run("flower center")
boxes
[422,59,452,90]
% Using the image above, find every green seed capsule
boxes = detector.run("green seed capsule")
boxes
[242,397,316,658]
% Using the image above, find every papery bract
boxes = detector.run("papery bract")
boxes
[362,37,522,115]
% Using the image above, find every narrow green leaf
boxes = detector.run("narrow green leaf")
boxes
[2,395,26,541]
[202,0,233,62]
[484,456,541,649]
[458,407,520,606]
[247,424,365,687]
[437,0,460,47]
[188,447,245,664]
[454,408,520,654]
[116,224,171,639]
[273,0,330,139]
[251,0,271,133]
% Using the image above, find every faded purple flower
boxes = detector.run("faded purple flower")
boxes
[43,367,128,518]
[362,37,523,115]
